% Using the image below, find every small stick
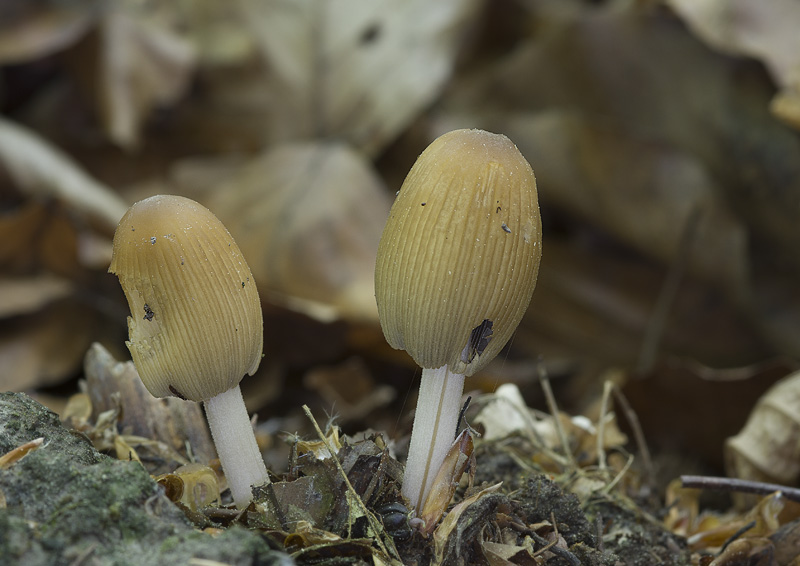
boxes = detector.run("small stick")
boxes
[612,385,655,491]
[537,361,575,467]
[681,475,800,503]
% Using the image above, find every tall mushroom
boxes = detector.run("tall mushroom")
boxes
[109,194,268,508]
[375,129,542,513]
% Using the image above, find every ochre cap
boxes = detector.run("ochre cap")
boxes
[375,129,542,376]
[109,195,264,402]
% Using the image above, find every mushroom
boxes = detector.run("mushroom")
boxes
[109,194,268,508]
[374,129,542,513]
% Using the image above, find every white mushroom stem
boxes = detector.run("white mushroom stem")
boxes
[204,385,269,508]
[402,364,465,512]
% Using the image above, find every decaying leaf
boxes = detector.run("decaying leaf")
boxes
[82,342,217,472]
[76,5,196,149]
[155,463,220,511]
[240,0,482,155]
[207,142,391,322]
[418,429,475,536]
[665,0,800,130]
[433,482,504,565]
[726,370,800,488]
[474,383,627,469]
[0,276,72,318]
[496,111,747,298]
[0,0,96,64]
[303,357,395,423]
[0,300,109,392]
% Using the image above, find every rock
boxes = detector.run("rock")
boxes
[0,392,293,566]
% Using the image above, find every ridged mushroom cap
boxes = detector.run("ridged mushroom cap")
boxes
[109,195,263,402]
[374,129,542,376]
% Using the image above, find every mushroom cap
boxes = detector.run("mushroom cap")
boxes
[109,195,263,402]
[374,129,542,376]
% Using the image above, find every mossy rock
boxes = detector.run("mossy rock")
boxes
[0,392,292,566]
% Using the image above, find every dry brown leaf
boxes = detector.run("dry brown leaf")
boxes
[240,0,482,155]
[726,370,800,487]
[0,117,128,230]
[622,359,794,471]
[0,0,96,64]
[91,7,196,149]
[303,357,394,423]
[0,276,72,318]
[83,343,217,468]
[0,300,108,391]
[494,111,747,298]
[433,482,503,563]
[207,142,391,322]
[441,1,800,360]
[665,0,800,130]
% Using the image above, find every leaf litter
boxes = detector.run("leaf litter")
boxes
[3,0,800,564]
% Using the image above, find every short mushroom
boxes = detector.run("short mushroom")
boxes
[109,194,268,508]
[375,129,542,513]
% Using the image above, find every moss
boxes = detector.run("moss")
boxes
[0,393,293,566]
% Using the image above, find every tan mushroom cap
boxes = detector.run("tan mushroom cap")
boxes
[375,129,542,376]
[109,195,263,402]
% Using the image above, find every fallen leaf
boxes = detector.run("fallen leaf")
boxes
[0,276,72,318]
[726,370,800,488]
[207,142,391,322]
[665,0,800,130]
[0,0,96,64]
[78,5,197,149]
[240,0,482,155]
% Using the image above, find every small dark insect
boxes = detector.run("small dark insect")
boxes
[461,319,493,364]
[502,222,511,233]
[496,206,501,213]
[421,202,426,206]
[242,281,246,288]
[143,303,155,321]
[376,502,413,541]
[150,237,157,244]
[168,385,187,400]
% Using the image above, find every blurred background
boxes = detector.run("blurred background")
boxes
[1,0,800,480]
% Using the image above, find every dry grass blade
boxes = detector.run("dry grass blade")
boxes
[301,405,401,564]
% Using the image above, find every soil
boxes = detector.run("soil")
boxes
[0,392,691,566]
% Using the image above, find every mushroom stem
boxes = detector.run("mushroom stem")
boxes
[203,385,268,508]
[402,365,465,512]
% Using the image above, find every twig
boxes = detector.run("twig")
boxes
[612,385,655,492]
[302,405,400,563]
[603,453,634,495]
[681,475,800,503]
[537,360,575,467]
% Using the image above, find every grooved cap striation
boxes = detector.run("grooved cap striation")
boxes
[375,129,542,376]
[109,195,263,402]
